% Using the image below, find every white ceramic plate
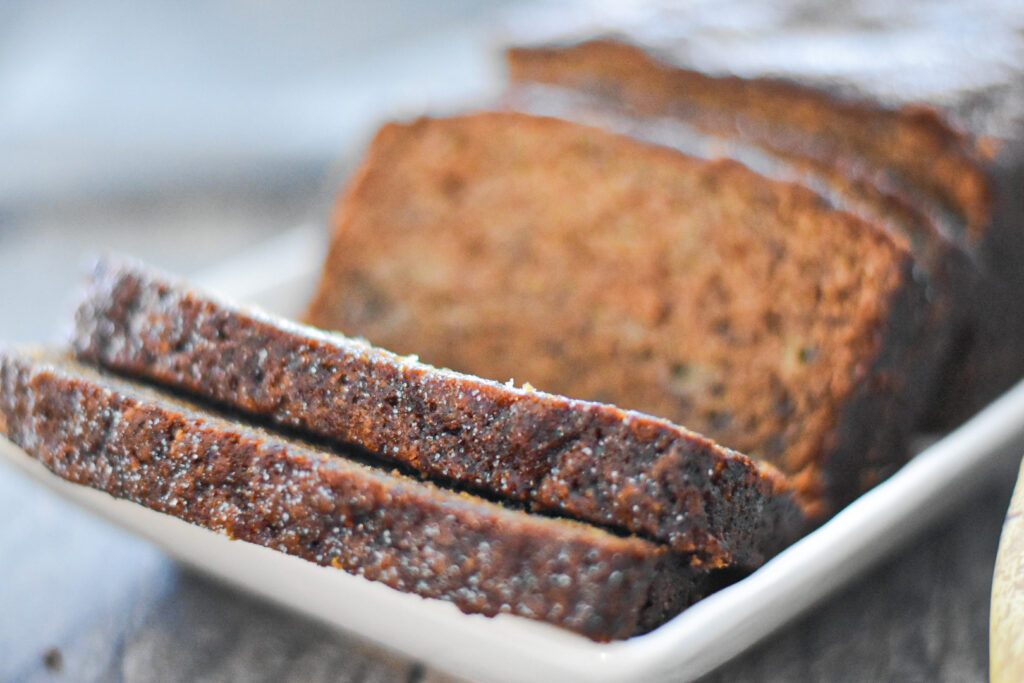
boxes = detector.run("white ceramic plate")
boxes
[3,223,1024,682]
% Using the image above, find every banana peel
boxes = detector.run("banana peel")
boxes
[991,455,1024,681]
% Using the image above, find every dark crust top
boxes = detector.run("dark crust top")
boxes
[0,347,709,641]
[71,258,806,568]
[506,39,995,243]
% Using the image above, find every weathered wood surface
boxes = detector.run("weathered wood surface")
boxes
[1,189,1010,682]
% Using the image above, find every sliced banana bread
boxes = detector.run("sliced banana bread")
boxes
[72,257,804,567]
[0,347,706,641]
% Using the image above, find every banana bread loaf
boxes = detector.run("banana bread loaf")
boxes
[301,112,933,519]
[0,347,707,641]
[504,24,1024,427]
[501,78,966,437]
[71,257,804,568]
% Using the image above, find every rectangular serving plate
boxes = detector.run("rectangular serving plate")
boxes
[3,223,1024,682]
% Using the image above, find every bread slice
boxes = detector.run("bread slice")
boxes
[0,346,710,641]
[302,112,933,518]
[505,38,1024,428]
[71,257,803,568]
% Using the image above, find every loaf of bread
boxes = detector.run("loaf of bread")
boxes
[303,111,935,519]
[0,347,711,641]
[503,44,969,429]
[71,257,804,568]
[503,28,1024,429]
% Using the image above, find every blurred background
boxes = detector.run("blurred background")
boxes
[1,0,520,343]
[0,1,1015,681]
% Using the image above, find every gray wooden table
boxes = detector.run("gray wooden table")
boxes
[0,183,1009,682]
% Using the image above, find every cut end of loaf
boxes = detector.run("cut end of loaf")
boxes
[305,111,922,515]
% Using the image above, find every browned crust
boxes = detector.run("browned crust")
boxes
[0,347,713,641]
[506,39,995,243]
[71,257,806,567]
